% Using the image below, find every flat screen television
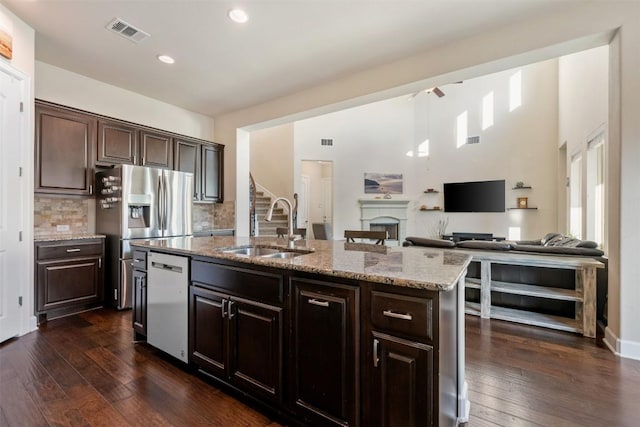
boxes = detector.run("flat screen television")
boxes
[443,179,505,212]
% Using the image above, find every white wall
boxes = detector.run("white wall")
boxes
[294,60,558,241]
[35,61,215,141]
[250,123,294,198]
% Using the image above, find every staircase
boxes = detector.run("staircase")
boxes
[254,191,289,236]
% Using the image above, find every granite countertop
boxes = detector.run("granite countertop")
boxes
[132,236,472,292]
[34,234,106,242]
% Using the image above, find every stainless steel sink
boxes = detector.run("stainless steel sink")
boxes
[261,251,302,259]
[220,245,310,259]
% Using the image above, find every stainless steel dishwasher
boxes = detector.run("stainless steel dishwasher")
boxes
[147,251,189,363]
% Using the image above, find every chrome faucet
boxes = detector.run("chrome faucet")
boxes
[265,197,301,248]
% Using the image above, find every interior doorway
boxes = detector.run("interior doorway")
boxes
[300,161,333,239]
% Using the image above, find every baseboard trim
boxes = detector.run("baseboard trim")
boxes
[457,380,470,425]
[604,327,640,361]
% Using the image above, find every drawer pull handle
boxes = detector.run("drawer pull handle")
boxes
[134,259,144,263]
[373,338,380,368]
[308,298,329,307]
[66,248,81,253]
[383,310,412,321]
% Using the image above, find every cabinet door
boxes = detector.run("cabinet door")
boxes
[201,144,223,202]
[97,120,138,166]
[228,298,282,403]
[35,104,95,196]
[36,257,102,312]
[189,286,227,377]
[174,138,201,200]
[371,332,434,427]
[292,279,359,426]
[140,130,173,169]
[132,269,147,338]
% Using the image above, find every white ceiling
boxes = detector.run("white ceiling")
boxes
[3,0,570,117]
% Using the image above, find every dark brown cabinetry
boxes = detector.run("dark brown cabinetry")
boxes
[132,249,148,340]
[35,100,223,197]
[97,120,139,166]
[174,139,224,202]
[174,138,201,200]
[291,277,359,427]
[371,332,434,427]
[366,289,438,427]
[140,129,173,169]
[202,144,223,202]
[190,261,283,403]
[35,104,95,196]
[35,238,104,323]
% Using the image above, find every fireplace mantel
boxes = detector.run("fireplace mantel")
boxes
[358,199,410,245]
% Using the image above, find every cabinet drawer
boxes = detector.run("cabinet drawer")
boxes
[191,260,283,305]
[132,249,147,270]
[371,291,433,342]
[37,240,104,260]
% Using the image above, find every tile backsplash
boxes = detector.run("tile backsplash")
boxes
[34,196,235,237]
[34,196,92,238]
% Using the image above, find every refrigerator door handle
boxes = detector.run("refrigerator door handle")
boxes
[157,175,164,230]
[163,174,169,232]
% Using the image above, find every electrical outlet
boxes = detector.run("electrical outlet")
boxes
[56,225,70,232]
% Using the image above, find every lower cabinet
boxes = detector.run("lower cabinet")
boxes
[190,285,283,403]
[291,277,359,427]
[35,238,105,323]
[132,269,147,338]
[370,332,434,427]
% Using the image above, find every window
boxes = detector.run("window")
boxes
[482,91,494,130]
[509,70,522,112]
[569,153,582,239]
[456,111,468,148]
[586,133,605,247]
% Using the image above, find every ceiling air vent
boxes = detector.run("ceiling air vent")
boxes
[466,136,480,144]
[321,138,333,146]
[105,18,150,43]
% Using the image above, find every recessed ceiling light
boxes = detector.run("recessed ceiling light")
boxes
[157,54,175,64]
[228,8,249,23]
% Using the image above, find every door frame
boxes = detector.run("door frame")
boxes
[0,60,35,337]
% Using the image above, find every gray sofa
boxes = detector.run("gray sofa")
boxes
[403,233,608,324]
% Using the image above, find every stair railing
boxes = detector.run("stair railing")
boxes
[249,173,257,236]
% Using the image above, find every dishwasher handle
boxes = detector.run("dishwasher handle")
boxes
[150,261,183,273]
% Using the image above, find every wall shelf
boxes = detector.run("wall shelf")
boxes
[512,186,532,190]
[507,207,538,210]
[419,208,442,211]
[423,190,440,194]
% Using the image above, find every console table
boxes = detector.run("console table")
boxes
[458,249,603,338]
[442,233,506,242]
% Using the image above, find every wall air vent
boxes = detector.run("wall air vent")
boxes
[106,18,150,43]
[321,138,333,146]
[466,136,480,144]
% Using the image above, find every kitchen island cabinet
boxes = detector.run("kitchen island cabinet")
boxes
[132,236,470,427]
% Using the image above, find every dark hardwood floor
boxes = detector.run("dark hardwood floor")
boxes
[1,308,639,426]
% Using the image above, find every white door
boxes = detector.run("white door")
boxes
[298,175,310,228]
[321,177,333,224]
[0,67,24,342]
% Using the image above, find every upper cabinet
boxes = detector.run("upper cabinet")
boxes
[97,119,139,166]
[35,100,223,199]
[201,143,223,202]
[140,130,173,169]
[35,104,96,196]
[175,138,224,203]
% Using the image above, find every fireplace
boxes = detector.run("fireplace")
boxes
[370,222,399,241]
[358,199,410,245]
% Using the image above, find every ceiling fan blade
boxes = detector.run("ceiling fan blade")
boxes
[432,87,445,98]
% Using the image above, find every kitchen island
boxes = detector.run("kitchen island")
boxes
[131,236,471,427]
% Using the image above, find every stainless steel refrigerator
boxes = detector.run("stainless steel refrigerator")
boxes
[96,165,193,309]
